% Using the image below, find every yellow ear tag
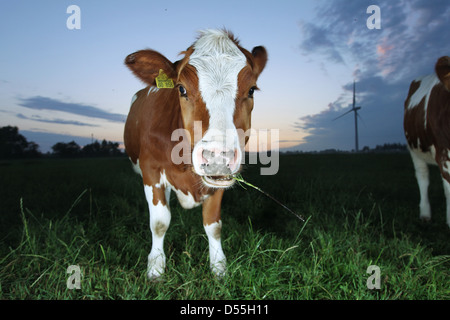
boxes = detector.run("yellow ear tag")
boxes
[155,69,174,89]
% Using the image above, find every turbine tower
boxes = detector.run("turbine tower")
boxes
[333,81,362,152]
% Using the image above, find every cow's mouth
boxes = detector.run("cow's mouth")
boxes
[201,175,235,188]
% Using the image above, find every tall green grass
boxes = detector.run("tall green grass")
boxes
[0,155,449,299]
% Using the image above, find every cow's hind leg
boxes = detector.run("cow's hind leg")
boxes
[410,151,432,221]
[144,184,171,280]
[441,176,450,228]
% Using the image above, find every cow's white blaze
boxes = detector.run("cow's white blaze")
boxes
[188,30,247,183]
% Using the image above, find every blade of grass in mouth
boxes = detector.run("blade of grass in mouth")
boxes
[233,174,306,223]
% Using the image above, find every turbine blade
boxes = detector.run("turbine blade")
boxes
[357,112,366,127]
[332,109,354,121]
[353,80,356,107]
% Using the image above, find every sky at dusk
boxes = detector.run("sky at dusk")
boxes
[1,0,450,153]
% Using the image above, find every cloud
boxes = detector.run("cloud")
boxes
[278,139,305,143]
[298,22,345,64]
[18,96,126,123]
[292,0,450,151]
[16,113,99,127]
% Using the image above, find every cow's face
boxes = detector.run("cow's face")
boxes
[125,30,267,188]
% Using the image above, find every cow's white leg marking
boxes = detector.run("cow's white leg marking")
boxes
[204,220,226,277]
[410,151,432,221]
[144,185,171,280]
[442,177,450,228]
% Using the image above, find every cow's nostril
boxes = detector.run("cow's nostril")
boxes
[221,150,235,159]
[202,149,213,160]
[198,147,240,176]
[202,149,235,162]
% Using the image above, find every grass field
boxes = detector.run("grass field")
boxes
[0,153,449,300]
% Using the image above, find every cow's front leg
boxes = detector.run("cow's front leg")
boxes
[144,184,171,280]
[202,189,226,277]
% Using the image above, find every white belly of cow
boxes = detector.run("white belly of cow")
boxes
[173,187,203,209]
[130,159,206,209]
[156,170,205,209]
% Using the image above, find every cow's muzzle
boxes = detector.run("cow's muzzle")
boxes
[193,146,241,188]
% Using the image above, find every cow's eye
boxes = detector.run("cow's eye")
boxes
[179,85,187,97]
[248,86,257,98]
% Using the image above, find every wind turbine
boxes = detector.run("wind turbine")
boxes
[333,80,362,152]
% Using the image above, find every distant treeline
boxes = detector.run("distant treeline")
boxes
[364,143,408,153]
[51,139,122,157]
[0,126,123,159]
[1,125,408,159]
[283,143,408,154]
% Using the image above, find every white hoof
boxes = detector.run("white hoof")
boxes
[210,260,227,278]
[147,252,165,280]
[419,205,431,222]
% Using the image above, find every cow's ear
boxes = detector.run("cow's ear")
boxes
[251,46,268,77]
[125,50,176,86]
[435,56,450,91]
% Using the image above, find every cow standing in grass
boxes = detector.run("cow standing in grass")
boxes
[123,30,267,279]
[404,56,450,228]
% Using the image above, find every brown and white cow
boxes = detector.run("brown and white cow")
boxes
[124,29,267,279]
[404,56,450,228]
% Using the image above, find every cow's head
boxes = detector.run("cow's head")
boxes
[125,30,267,188]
